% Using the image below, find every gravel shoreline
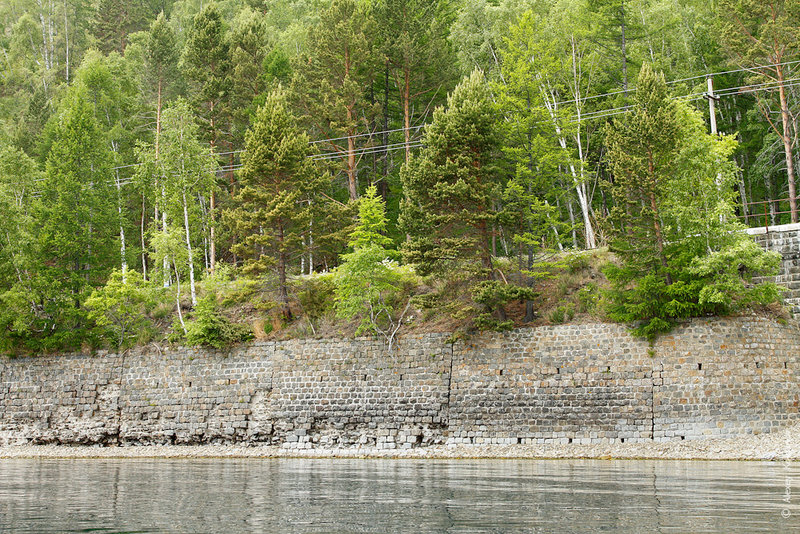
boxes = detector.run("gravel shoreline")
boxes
[2,425,800,461]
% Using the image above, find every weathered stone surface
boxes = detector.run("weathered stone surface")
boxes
[1,317,798,448]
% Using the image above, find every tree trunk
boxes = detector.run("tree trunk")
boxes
[115,170,127,279]
[209,190,216,274]
[620,1,628,96]
[173,259,186,333]
[381,62,390,199]
[140,193,147,281]
[277,224,292,320]
[63,0,69,83]
[403,66,411,164]
[346,109,358,201]
[182,191,197,307]
[647,151,670,284]
[778,66,798,223]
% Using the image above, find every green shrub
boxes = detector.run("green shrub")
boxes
[566,253,591,274]
[184,296,253,349]
[549,303,575,324]
[85,269,154,349]
[294,274,335,320]
[471,280,536,331]
[577,283,600,313]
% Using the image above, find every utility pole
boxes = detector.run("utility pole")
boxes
[706,75,725,221]
[706,76,719,135]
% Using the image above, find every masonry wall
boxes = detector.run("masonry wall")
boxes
[1,317,798,448]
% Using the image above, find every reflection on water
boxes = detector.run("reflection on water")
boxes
[0,458,798,533]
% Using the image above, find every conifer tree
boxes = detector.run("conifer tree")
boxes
[373,0,456,163]
[227,88,325,320]
[142,11,181,283]
[182,2,231,273]
[145,11,180,161]
[335,185,406,343]
[229,7,270,143]
[605,64,679,282]
[182,3,232,146]
[604,65,781,338]
[717,0,800,223]
[400,69,500,279]
[292,0,378,201]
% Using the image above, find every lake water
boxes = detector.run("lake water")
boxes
[0,458,798,533]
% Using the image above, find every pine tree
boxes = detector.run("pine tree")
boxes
[605,64,679,283]
[400,69,500,279]
[292,0,379,201]
[604,65,781,338]
[92,0,161,54]
[145,11,180,160]
[227,88,325,320]
[229,7,270,144]
[373,0,457,163]
[142,11,181,283]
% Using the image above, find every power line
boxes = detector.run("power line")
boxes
[308,125,426,144]
[26,75,796,197]
[103,61,800,176]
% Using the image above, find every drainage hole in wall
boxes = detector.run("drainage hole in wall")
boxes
[680,436,685,440]
[620,438,625,443]
[556,367,560,374]
[698,363,702,371]
[568,438,573,444]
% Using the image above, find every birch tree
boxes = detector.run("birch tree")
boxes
[140,98,215,307]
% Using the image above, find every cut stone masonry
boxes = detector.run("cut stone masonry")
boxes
[1,317,798,448]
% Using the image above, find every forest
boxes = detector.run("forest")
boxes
[0,0,793,352]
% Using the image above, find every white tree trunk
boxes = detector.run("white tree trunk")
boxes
[115,170,127,279]
[182,190,197,307]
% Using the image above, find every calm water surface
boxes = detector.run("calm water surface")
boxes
[0,458,798,533]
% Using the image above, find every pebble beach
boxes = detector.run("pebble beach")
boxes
[2,424,800,461]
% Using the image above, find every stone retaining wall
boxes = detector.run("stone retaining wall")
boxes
[1,317,798,448]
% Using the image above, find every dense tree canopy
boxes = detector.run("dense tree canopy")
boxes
[0,0,791,350]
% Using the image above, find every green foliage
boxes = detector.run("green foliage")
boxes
[184,295,253,349]
[291,0,379,200]
[603,65,781,340]
[85,270,154,348]
[335,186,405,337]
[0,0,794,353]
[182,2,231,145]
[549,303,575,325]
[295,274,336,321]
[400,69,501,279]
[226,87,327,319]
[577,283,600,314]
[472,281,537,331]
